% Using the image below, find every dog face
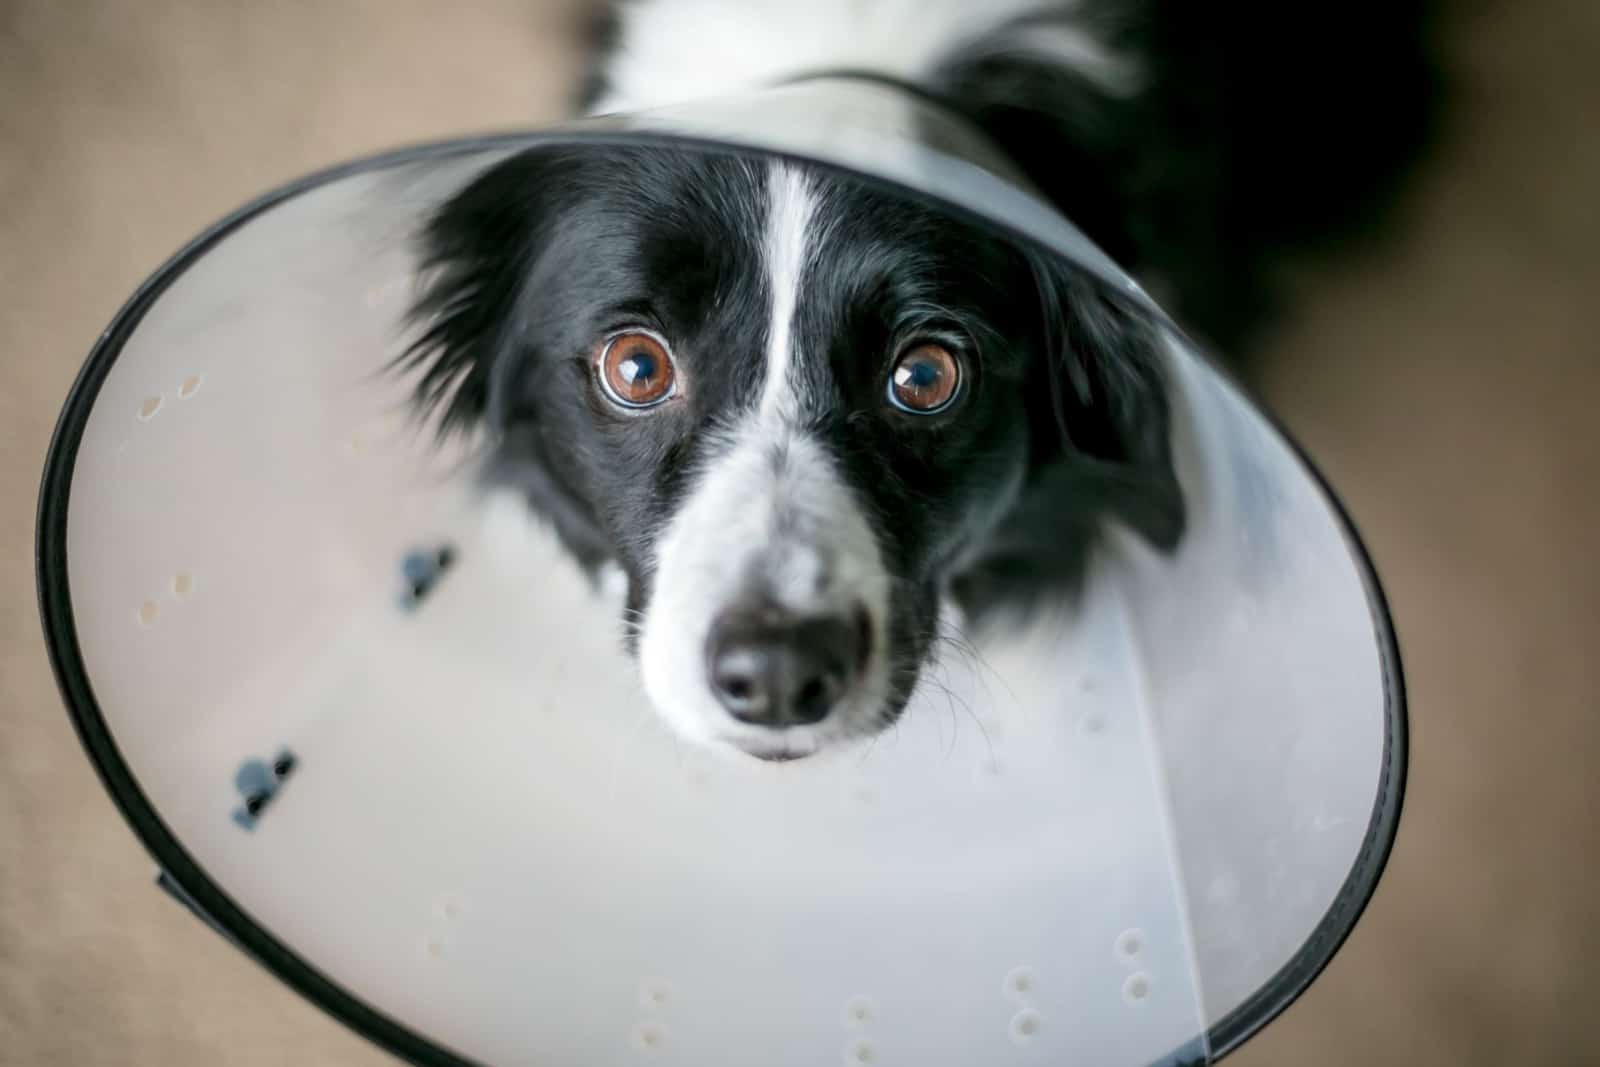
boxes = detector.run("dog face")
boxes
[404,144,1180,760]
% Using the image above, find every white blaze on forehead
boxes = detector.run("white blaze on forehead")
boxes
[760,162,819,423]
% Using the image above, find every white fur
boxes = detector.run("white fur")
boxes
[759,163,818,423]
[998,21,1143,93]
[588,0,1134,115]
[638,431,890,757]
[637,164,891,757]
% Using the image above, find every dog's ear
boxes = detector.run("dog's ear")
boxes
[1025,252,1186,550]
[954,254,1185,620]
[397,150,612,570]
[399,151,564,433]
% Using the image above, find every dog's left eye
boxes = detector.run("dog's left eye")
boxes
[887,342,961,414]
[597,331,678,409]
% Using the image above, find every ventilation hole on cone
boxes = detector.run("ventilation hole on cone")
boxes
[638,979,670,1011]
[172,572,193,598]
[137,600,159,626]
[178,375,202,399]
[843,996,874,1027]
[632,1022,665,1052]
[1004,966,1037,1000]
[1123,972,1151,1003]
[138,396,162,420]
[1010,1009,1041,1043]
[1117,929,1144,961]
[844,1037,876,1064]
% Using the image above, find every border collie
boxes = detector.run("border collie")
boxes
[401,0,1433,760]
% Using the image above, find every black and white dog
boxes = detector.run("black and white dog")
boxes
[402,0,1433,761]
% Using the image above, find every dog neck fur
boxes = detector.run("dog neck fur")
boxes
[587,0,1135,115]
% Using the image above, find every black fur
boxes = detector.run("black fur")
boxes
[401,0,1433,739]
[401,143,1180,712]
[403,147,773,587]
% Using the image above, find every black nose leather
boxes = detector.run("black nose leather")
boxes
[706,607,864,727]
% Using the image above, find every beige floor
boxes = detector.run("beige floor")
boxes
[2,2,1596,1065]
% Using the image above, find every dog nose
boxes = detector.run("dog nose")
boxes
[706,606,864,728]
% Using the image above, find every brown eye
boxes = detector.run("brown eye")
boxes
[597,331,677,409]
[888,342,961,414]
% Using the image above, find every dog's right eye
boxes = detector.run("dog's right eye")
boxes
[596,330,678,409]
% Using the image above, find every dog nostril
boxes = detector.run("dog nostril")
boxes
[791,674,840,725]
[798,678,826,708]
[709,647,769,719]
[706,606,864,729]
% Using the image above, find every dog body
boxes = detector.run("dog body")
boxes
[404,0,1431,759]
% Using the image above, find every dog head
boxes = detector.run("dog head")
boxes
[403,145,1181,760]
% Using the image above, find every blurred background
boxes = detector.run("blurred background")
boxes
[1,1,1596,1064]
